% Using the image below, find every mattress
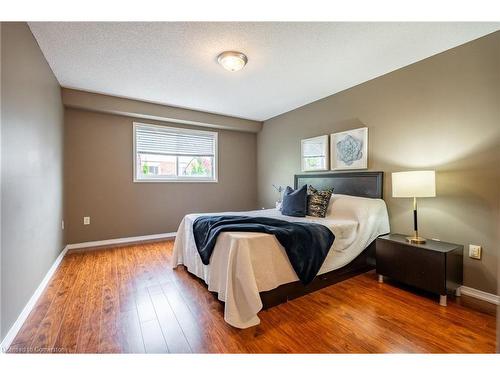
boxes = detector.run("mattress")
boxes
[172,194,390,328]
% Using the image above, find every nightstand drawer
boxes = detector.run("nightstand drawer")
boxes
[376,239,445,294]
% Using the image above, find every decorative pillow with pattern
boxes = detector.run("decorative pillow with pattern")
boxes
[307,186,333,218]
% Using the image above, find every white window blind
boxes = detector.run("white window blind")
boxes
[135,126,216,157]
[134,123,218,182]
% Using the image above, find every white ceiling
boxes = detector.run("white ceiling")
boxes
[29,22,499,121]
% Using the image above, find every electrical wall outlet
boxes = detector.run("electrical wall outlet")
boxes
[469,244,481,260]
[83,216,91,225]
[61,220,65,230]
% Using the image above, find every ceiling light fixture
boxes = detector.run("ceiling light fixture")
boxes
[217,51,248,72]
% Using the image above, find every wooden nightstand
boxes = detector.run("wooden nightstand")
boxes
[376,234,463,306]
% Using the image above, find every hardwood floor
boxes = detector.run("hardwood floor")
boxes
[8,240,496,353]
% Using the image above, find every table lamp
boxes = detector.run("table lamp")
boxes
[392,170,436,244]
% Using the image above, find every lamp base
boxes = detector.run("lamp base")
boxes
[406,236,427,244]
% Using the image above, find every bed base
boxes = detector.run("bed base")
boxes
[260,241,376,309]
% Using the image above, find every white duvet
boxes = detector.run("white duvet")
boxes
[172,194,390,328]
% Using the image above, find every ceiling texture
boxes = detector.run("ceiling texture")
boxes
[29,22,499,121]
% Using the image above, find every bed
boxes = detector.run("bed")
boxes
[172,172,390,328]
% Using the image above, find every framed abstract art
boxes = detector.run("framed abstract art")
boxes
[301,135,329,172]
[330,127,368,170]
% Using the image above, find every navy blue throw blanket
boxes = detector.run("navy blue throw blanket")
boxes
[192,215,335,285]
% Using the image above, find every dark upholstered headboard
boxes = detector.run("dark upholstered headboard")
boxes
[294,171,384,199]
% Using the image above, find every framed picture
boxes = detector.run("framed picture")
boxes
[301,135,329,172]
[330,127,368,170]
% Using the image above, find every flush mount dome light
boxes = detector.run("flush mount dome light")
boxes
[217,51,248,72]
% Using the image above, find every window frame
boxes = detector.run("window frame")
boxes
[133,122,219,183]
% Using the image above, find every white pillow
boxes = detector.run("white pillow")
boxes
[326,193,381,219]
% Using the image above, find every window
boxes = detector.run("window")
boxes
[134,123,218,182]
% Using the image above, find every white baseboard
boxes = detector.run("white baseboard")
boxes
[458,286,500,305]
[67,232,176,251]
[1,245,69,352]
[1,231,177,352]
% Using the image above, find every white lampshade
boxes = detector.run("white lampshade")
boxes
[392,171,436,198]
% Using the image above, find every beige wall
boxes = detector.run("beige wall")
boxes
[258,31,500,294]
[1,22,64,339]
[64,108,258,244]
[498,204,500,352]
[62,88,262,133]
